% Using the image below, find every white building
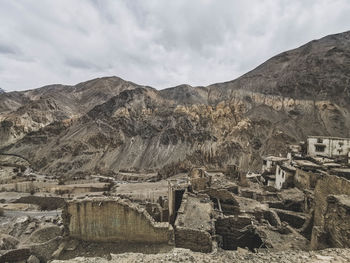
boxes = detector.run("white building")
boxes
[307,136,350,158]
[275,164,296,190]
[262,156,289,173]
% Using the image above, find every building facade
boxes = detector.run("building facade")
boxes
[307,136,350,158]
[275,164,295,190]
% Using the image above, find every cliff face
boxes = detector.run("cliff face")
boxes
[1,31,350,177]
[0,77,139,147]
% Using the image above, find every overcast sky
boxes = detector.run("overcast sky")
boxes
[1,0,350,91]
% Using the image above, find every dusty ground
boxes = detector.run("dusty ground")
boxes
[115,180,168,202]
[115,174,188,202]
[51,247,350,263]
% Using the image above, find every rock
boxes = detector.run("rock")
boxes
[0,248,31,262]
[27,254,40,263]
[26,226,62,244]
[28,236,62,262]
[0,234,20,250]
[237,247,249,255]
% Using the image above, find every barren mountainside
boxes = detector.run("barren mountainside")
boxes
[1,31,350,177]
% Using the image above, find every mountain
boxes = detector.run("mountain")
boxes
[1,31,350,177]
[0,77,142,147]
[0,88,4,94]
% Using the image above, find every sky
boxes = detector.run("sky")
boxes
[1,0,350,91]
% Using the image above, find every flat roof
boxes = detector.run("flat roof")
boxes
[322,163,342,167]
[263,156,289,162]
[295,160,320,168]
[279,164,296,172]
[330,168,350,174]
[308,136,350,141]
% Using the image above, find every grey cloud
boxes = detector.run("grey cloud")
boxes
[0,43,19,55]
[0,0,350,91]
[65,57,102,70]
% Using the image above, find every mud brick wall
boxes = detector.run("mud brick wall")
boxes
[324,195,350,248]
[313,174,350,227]
[63,198,173,243]
[175,227,212,252]
[294,168,320,190]
[311,175,350,249]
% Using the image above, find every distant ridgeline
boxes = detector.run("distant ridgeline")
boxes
[0,88,5,94]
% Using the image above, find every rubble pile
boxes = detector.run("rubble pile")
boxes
[1,135,350,262]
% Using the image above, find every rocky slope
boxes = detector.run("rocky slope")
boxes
[0,77,141,147]
[1,31,350,177]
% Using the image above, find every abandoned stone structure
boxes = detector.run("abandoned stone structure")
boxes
[257,136,350,251]
[63,197,173,243]
[2,135,350,261]
[174,193,214,252]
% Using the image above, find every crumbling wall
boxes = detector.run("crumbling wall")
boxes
[174,193,214,252]
[324,195,350,248]
[0,181,54,193]
[203,188,239,215]
[64,198,173,243]
[189,168,211,192]
[311,175,350,249]
[272,208,306,229]
[313,174,350,227]
[175,227,212,253]
[294,168,321,190]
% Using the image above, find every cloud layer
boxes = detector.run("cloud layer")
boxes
[1,0,350,91]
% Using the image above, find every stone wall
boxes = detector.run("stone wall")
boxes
[174,227,212,253]
[174,193,214,252]
[311,175,350,249]
[272,208,306,229]
[294,168,321,190]
[63,198,173,243]
[324,195,350,248]
[202,188,240,215]
[313,174,350,227]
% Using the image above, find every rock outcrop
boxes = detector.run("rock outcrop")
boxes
[1,31,350,177]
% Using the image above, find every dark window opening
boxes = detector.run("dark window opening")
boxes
[317,138,323,143]
[173,189,185,223]
[315,145,326,152]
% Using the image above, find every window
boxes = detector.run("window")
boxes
[317,138,323,143]
[315,145,326,152]
[263,160,267,165]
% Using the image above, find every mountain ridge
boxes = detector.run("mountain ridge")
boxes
[1,30,350,177]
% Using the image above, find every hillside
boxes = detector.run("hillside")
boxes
[1,31,350,177]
